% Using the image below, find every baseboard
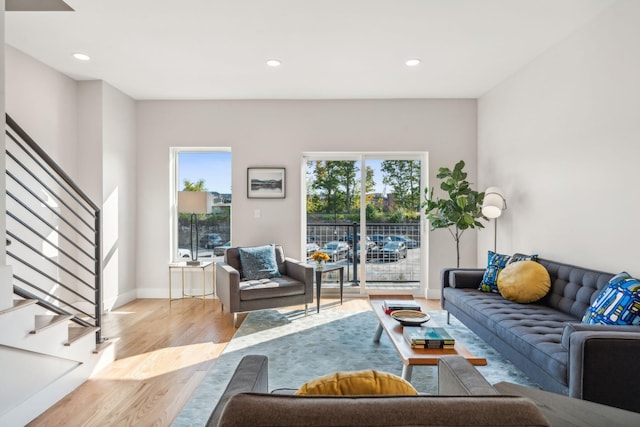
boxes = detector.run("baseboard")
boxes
[135,287,217,299]
[104,289,137,311]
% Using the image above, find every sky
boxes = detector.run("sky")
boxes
[179,153,397,195]
[178,151,232,193]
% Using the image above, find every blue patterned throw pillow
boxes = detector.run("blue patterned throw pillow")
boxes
[479,251,539,293]
[238,244,281,281]
[582,272,640,325]
[509,253,539,264]
[479,251,511,293]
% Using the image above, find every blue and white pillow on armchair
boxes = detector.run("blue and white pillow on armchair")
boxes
[238,244,281,281]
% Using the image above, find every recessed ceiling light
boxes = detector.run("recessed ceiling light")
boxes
[405,58,421,67]
[266,59,281,67]
[73,53,91,61]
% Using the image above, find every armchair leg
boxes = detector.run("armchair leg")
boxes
[233,312,238,328]
[304,303,308,316]
[447,311,450,324]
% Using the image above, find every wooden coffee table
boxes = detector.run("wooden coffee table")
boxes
[370,295,487,381]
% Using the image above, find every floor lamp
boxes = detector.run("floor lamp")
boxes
[482,187,507,252]
[178,191,209,265]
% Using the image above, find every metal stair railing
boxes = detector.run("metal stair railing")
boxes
[5,114,102,343]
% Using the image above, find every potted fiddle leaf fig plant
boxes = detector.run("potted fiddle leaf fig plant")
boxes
[422,160,486,268]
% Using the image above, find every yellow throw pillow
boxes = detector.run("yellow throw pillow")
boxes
[295,370,418,396]
[497,260,551,303]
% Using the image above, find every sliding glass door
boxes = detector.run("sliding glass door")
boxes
[304,152,427,295]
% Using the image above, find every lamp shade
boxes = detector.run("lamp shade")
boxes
[482,187,506,219]
[177,191,209,214]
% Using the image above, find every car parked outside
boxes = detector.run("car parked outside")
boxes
[214,241,231,256]
[369,234,392,248]
[199,233,224,249]
[379,241,407,261]
[177,247,213,260]
[345,234,375,247]
[318,241,349,262]
[388,235,419,248]
[348,242,376,263]
[306,242,320,258]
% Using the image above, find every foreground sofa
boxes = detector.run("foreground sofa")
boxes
[207,354,549,427]
[442,257,640,413]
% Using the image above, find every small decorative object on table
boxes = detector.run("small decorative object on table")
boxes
[390,310,431,326]
[311,251,330,270]
[403,326,455,348]
[383,299,422,314]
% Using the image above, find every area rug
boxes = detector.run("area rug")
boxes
[172,307,539,426]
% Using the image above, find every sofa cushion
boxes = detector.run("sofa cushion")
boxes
[479,251,538,293]
[536,259,615,318]
[296,370,418,396]
[479,251,512,293]
[239,276,305,301]
[238,244,281,280]
[443,287,574,384]
[582,272,640,325]
[498,260,551,303]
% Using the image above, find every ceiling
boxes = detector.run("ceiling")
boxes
[5,0,614,100]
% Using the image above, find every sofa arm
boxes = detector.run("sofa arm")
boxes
[284,258,314,294]
[567,330,640,412]
[440,268,485,310]
[207,355,269,427]
[216,262,241,312]
[561,322,640,349]
[441,268,485,289]
[438,356,499,395]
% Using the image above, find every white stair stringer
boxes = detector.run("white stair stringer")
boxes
[0,341,115,427]
[0,300,95,363]
[0,275,116,426]
[0,345,80,417]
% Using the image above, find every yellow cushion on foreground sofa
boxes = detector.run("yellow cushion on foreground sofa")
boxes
[296,369,418,395]
[498,260,551,303]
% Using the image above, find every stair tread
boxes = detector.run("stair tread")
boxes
[0,299,37,315]
[31,314,74,334]
[93,337,118,354]
[65,326,100,346]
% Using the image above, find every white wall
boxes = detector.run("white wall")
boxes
[5,46,78,177]
[102,83,137,308]
[478,0,640,275]
[136,99,478,299]
[0,2,6,264]
[77,81,138,309]
[5,49,138,310]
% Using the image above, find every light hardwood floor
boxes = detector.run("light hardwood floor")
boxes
[28,296,440,426]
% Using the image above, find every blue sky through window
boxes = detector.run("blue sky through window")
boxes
[178,151,232,193]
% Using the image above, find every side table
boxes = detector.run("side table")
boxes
[168,260,215,303]
[315,264,345,313]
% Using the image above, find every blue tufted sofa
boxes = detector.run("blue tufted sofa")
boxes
[441,258,640,413]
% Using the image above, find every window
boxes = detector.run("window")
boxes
[171,148,232,261]
[303,152,427,294]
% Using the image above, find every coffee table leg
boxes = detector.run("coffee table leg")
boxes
[373,322,384,342]
[401,365,413,381]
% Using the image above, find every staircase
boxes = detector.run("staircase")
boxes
[0,115,115,426]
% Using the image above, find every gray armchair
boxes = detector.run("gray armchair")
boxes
[217,245,314,327]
